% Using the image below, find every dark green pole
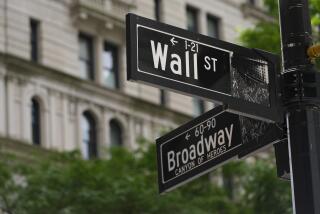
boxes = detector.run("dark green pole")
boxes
[279,0,320,213]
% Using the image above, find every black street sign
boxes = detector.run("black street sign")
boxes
[126,12,285,196]
[237,116,285,158]
[126,13,283,122]
[274,139,290,180]
[156,106,242,193]
[156,105,285,194]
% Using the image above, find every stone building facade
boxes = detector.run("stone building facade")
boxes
[0,0,267,158]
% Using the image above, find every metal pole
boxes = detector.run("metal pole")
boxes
[279,0,320,213]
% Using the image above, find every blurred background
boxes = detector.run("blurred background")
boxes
[0,0,272,155]
[0,0,319,213]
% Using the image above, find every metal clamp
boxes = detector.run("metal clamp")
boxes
[282,66,320,106]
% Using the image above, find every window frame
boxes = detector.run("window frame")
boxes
[193,98,205,116]
[186,6,199,33]
[109,119,123,147]
[31,98,41,145]
[82,111,98,159]
[248,0,256,6]
[30,18,40,62]
[186,6,205,116]
[155,0,162,21]
[155,0,167,106]
[79,33,95,81]
[102,41,119,89]
[206,14,220,39]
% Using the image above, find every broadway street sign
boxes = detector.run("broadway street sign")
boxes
[126,13,282,122]
[156,105,285,193]
[156,106,242,193]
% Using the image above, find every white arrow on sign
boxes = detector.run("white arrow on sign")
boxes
[170,37,178,46]
[185,132,190,141]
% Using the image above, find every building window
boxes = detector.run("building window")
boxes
[193,98,205,116]
[207,15,220,38]
[155,0,167,106]
[30,19,40,62]
[102,42,119,89]
[160,90,167,106]
[248,0,256,5]
[110,119,123,146]
[186,6,198,32]
[155,0,162,21]
[79,33,94,80]
[31,98,41,145]
[81,111,97,159]
[186,7,204,116]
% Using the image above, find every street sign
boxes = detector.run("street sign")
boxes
[274,139,290,180]
[237,116,285,158]
[126,13,286,195]
[156,105,285,193]
[126,13,282,122]
[156,106,242,193]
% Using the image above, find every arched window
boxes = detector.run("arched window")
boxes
[31,98,41,145]
[110,119,123,146]
[81,111,97,159]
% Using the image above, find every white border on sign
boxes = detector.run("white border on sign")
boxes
[160,109,241,184]
[136,25,233,97]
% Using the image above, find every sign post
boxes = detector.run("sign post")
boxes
[126,0,320,211]
[279,0,320,213]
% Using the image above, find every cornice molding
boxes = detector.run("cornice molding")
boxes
[0,53,191,124]
[241,3,276,23]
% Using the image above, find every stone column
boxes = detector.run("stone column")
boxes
[20,80,30,142]
[95,36,103,85]
[127,116,136,150]
[0,66,6,136]
[199,9,207,35]
[61,94,68,151]
[6,75,16,138]
[48,90,56,149]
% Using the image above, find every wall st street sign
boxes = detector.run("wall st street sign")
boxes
[136,24,231,96]
[157,106,242,193]
[126,13,282,122]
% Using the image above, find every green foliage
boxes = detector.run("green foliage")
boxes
[0,141,291,214]
[263,0,279,18]
[239,0,280,54]
[238,3,320,212]
[240,0,320,52]
[239,22,281,54]
[311,0,320,27]
[241,160,292,214]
